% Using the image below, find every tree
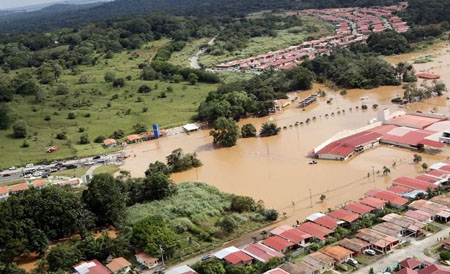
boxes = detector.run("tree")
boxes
[320,194,326,202]
[367,30,410,55]
[132,216,180,258]
[143,173,176,201]
[47,243,83,272]
[241,123,256,138]
[79,133,90,144]
[67,112,76,119]
[145,161,170,176]
[0,104,13,130]
[0,262,26,274]
[82,174,126,225]
[422,162,429,171]
[259,122,280,137]
[110,129,125,139]
[166,148,202,173]
[188,72,198,85]
[133,123,148,134]
[12,121,27,138]
[138,85,151,93]
[104,72,115,83]
[193,259,226,274]
[209,117,239,147]
[216,216,237,233]
[413,154,422,163]
[382,166,391,176]
[112,78,125,87]
[230,196,255,213]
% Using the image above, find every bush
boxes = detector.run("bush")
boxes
[79,133,90,144]
[112,78,125,88]
[133,123,147,134]
[361,104,368,110]
[259,123,280,137]
[94,135,105,143]
[78,127,85,133]
[138,85,151,93]
[21,140,30,148]
[104,72,115,82]
[261,209,278,221]
[441,251,450,261]
[111,129,125,139]
[230,196,255,213]
[44,115,51,121]
[67,112,76,119]
[241,123,257,138]
[216,216,237,233]
[12,122,27,138]
[56,132,67,140]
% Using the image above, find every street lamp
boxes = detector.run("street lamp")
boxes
[159,245,165,266]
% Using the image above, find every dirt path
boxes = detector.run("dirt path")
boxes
[189,36,216,69]
[356,226,450,274]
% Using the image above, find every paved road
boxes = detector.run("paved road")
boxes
[356,225,450,274]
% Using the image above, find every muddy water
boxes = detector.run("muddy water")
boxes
[122,43,450,225]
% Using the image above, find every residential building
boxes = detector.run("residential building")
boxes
[106,257,131,274]
[135,253,158,269]
[73,259,111,274]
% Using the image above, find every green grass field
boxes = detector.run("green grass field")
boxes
[0,39,218,168]
[93,165,121,175]
[199,16,334,67]
[52,167,90,178]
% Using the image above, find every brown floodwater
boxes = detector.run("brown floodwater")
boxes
[122,42,450,225]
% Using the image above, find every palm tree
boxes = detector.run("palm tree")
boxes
[382,166,391,176]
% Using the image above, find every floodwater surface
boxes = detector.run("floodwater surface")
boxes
[122,42,450,224]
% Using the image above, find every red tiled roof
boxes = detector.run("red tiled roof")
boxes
[393,177,438,191]
[400,258,423,269]
[127,134,141,141]
[32,179,47,188]
[103,138,117,145]
[313,215,341,229]
[428,169,449,177]
[360,197,386,209]
[388,185,413,194]
[440,166,450,172]
[416,175,439,183]
[243,243,284,263]
[345,202,374,215]
[279,228,311,244]
[0,186,9,195]
[418,263,450,274]
[368,190,409,207]
[224,251,253,265]
[404,210,432,222]
[397,268,418,274]
[416,73,440,79]
[73,259,111,274]
[329,209,359,223]
[106,257,131,272]
[297,222,333,241]
[262,236,295,252]
[11,183,28,192]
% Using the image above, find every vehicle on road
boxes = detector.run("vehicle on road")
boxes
[93,155,101,160]
[25,163,34,168]
[309,160,318,165]
[24,174,32,178]
[347,258,358,266]
[364,249,376,256]
[49,168,59,173]
[3,173,11,177]
[65,164,78,169]
[85,161,95,166]
[41,173,50,178]
[201,255,211,261]
[32,171,42,177]
[8,166,16,170]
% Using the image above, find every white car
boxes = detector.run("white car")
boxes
[25,163,34,168]
[364,249,376,256]
[32,171,42,177]
[347,258,358,266]
[85,161,95,166]
[9,166,17,170]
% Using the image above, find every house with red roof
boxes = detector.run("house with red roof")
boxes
[103,138,117,149]
[393,177,438,192]
[135,253,158,270]
[0,186,9,200]
[243,243,284,263]
[262,236,295,253]
[339,238,371,255]
[73,259,111,274]
[32,179,47,189]
[344,202,375,215]
[271,225,312,247]
[365,189,408,208]
[224,251,253,266]
[329,209,359,223]
[106,257,131,274]
[10,182,28,193]
[312,215,342,230]
[264,268,290,274]
[359,197,387,210]
[395,257,450,274]
[297,222,333,241]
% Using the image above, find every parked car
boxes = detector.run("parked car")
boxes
[84,161,95,166]
[93,155,101,160]
[41,173,50,178]
[65,164,77,169]
[364,249,376,256]
[347,258,358,266]
[201,255,212,261]
[24,174,32,179]
[25,163,34,168]
[49,168,59,173]
[3,173,11,177]
[8,166,16,170]
[32,171,43,177]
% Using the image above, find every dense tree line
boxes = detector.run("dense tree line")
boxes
[193,257,284,274]
[198,66,314,122]
[302,49,400,89]
[366,30,411,55]
[402,0,450,25]
[0,0,402,33]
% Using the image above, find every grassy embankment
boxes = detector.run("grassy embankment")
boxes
[125,182,274,264]
[0,39,219,168]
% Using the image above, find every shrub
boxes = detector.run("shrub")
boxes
[78,127,85,133]
[56,132,67,140]
[361,104,368,110]
[441,251,450,261]
[84,113,91,118]
[138,85,151,93]
[133,123,147,134]
[216,216,237,233]
[259,123,280,137]
[21,140,30,148]
[112,78,125,88]
[241,123,257,138]
[230,196,255,213]
[44,115,51,121]
[111,129,125,139]
[104,72,115,83]
[79,133,90,144]
[261,209,278,221]
[67,112,76,119]
[12,122,27,138]
[94,135,105,143]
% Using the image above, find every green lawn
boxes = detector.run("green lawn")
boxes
[199,16,334,67]
[93,165,121,176]
[0,39,218,168]
[52,167,90,178]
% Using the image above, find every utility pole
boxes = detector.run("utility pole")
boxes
[195,167,199,181]
[159,245,165,266]
[372,166,375,189]
[309,188,313,208]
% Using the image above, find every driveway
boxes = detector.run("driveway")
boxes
[356,225,450,273]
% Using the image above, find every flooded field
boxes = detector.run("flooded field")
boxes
[122,42,450,225]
